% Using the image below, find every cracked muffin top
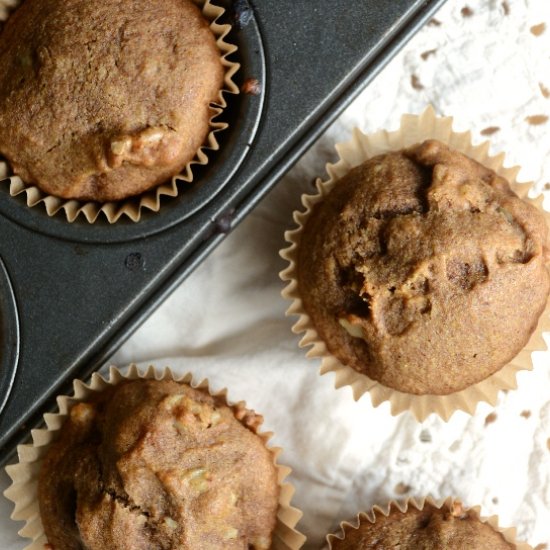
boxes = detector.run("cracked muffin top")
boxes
[329,502,514,549]
[298,140,549,395]
[0,0,223,202]
[38,379,279,550]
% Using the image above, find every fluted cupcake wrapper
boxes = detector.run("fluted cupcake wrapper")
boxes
[0,0,239,223]
[326,496,531,550]
[3,364,306,550]
[280,105,550,421]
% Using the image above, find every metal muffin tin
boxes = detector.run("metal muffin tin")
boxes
[0,0,446,464]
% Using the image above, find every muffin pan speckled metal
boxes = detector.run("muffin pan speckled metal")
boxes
[0,0,446,464]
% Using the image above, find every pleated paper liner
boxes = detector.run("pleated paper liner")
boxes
[280,105,550,421]
[326,496,531,550]
[0,0,239,223]
[3,365,306,550]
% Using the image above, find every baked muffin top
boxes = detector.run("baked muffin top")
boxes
[329,502,514,550]
[298,140,549,395]
[38,379,279,550]
[0,0,224,202]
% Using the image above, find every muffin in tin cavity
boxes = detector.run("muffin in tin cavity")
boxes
[298,139,550,395]
[38,379,279,550]
[327,500,518,549]
[0,0,224,202]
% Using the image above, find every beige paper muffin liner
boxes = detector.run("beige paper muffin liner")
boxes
[280,105,550,421]
[326,496,531,549]
[3,364,306,550]
[0,0,239,223]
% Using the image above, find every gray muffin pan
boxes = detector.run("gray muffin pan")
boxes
[0,0,447,464]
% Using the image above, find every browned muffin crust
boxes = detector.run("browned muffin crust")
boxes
[38,380,279,550]
[298,140,549,395]
[329,502,514,549]
[0,0,224,201]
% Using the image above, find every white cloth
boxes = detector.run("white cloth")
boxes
[2,0,550,547]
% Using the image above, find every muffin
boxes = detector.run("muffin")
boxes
[296,139,550,396]
[0,0,224,202]
[327,500,519,549]
[38,378,280,550]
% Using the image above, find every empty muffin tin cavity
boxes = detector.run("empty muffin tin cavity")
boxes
[0,257,19,417]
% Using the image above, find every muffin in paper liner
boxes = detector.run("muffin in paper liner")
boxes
[0,0,239,223]
[3,364,306,550]
[325,496,531,549]
[280,105,550,421]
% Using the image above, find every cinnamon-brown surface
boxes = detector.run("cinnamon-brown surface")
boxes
[298,140,549,395]
[0,0,223,201]
[38,380,279,550]
[329,502,514,549]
